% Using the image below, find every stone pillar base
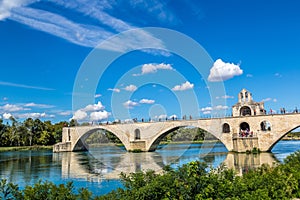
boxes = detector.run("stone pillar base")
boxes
[53,142,72,152]
[232,137,259,152]
[129,140,147,151]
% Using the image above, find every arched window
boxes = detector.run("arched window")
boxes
[222,123,230,133]
[134,129,141,140]
[260,121,271,131]
[240,106,251,116]
[240,122,250,131]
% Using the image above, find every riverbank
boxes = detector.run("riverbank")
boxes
[0,145,53,152]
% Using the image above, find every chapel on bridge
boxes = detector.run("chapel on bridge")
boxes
[232,89,265,117]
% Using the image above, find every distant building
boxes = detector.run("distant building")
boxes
[232,89,265,117]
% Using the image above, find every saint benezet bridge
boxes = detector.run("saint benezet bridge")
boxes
[53,89,300,153]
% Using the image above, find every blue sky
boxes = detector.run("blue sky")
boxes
[0,0,300,123]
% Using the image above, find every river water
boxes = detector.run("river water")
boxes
[0,140,299,196]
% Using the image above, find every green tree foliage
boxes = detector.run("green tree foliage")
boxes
[0,118,66,147]
[85,130,122,145]
[161,127,216,142]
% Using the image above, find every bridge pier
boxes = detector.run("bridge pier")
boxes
[232,136,259,152]
[129,140,147,152]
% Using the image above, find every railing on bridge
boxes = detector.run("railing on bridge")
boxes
[70,109,300,127]
[232,132,258,139]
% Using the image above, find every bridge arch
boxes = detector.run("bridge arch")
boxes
[267,125,300,151]
[147,123,227,152]
[72,127,129,151]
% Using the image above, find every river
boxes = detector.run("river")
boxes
[0,140,299,196]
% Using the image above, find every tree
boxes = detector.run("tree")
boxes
[24,118,34,146]
[69,119,78,127]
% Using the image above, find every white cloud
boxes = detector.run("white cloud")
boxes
[0,0,36,20]
[3,113,12,120]
[172,81,194,91]
[94,94,101,98]
[71,110,88,120]
[261,98,272,102]
[158,114,167,119]
[123,100,138,109]
[90,111,110,121]
[139,99,155,104]
[169,114,177,119]
[214,105,229,110]
[133,63,173,76]
[200,105,228,114]
[0,104,27,112]
[16,112,54,119]
[5,1,166,52]
[57,111,72,116]
[108,88,121,93]
[218,95,234,99]
[70,101,110,121]
[200,107,213,112]
[261,98,277,103]
[127,0,176,24]
[0,81,55,90]
[124,84,137,92]
[24,102,55,108]
[246,74,253,78]
[82,101,105,112]
[3,97,8,101]
[208,59,243,82]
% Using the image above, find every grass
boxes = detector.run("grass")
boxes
[0,145,53,152]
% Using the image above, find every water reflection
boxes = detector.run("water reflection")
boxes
[56,150,165,180]
[223,152,277,175]
[58,143,279,180]
[0,151,54,184]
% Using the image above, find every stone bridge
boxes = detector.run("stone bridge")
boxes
[53,113,300,153]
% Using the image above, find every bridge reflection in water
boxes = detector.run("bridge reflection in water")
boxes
[223,153,277,176]
[55,145,278,181]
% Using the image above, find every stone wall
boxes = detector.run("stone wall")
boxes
[232,137,259,152]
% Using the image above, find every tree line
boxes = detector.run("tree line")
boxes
[0,117,68,147]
